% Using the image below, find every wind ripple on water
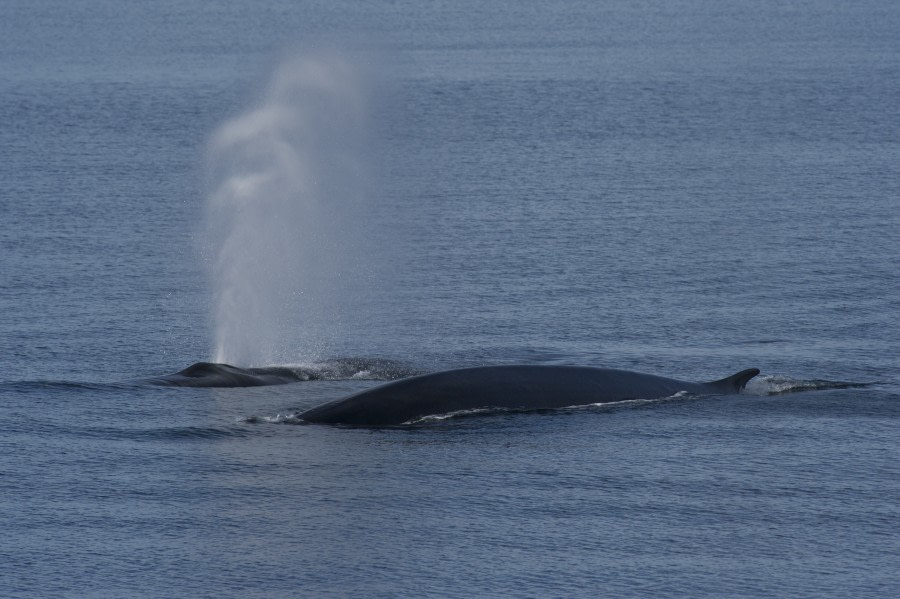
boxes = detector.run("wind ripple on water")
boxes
[64,424,255,442]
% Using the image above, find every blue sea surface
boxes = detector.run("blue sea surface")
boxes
[2,1,899,597]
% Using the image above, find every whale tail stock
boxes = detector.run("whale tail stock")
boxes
[705,368,761,394]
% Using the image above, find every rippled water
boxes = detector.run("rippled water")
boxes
[2,0,899,596]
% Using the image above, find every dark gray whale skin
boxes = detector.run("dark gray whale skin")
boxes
[145,358,419,387]
[146,362,308,387]
[298,365,761,426]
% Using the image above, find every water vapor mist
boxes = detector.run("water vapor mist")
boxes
[204,52,370,366]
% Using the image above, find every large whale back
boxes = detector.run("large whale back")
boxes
[298,365,760,426]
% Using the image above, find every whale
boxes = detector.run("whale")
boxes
[146,362,310,387]
[145,358,419,387]
[298,365,761,426]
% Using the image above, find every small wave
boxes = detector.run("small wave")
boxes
[245,407,523,427]
[241,413,307,425]
[407,407,507,424]
[294,356,421,381]
[568,391,694,412]
[235,356,420,383]
[739,338,791,345]
[746,375,871,396]
[397,393,698,425]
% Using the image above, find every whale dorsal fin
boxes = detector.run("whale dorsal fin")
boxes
[705,368,760,393]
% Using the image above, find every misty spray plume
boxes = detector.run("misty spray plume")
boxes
[204,52,370,366]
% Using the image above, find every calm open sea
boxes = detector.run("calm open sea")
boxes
[2,1,899,596]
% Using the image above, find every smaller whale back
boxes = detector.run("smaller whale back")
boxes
[146,362,306,387]
[144,358,420,387]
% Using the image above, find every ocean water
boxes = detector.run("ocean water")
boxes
[2,1,899,597]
